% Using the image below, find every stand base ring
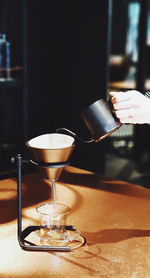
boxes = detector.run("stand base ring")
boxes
[19,225,86,252]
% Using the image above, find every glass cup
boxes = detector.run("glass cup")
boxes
[36,202,71,245]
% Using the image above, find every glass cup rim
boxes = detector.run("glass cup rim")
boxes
[36,202,70,216]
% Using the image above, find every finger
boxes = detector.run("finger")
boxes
[109,91,124,100]
[119,116,136,124]
[110,90,141,103]
[119,116,144,124]
[113,99,133,110]
[110,92,132,104]
[115,108,133,118]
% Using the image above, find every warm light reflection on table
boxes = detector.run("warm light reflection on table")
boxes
[1,166,150,277]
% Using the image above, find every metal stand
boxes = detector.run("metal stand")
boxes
[16,154,85,251]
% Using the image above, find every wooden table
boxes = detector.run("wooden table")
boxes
[1,166,150,278]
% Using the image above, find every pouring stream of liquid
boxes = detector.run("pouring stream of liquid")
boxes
[51,180,56,206]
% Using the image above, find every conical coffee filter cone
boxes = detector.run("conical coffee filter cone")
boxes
[26,133,75,164]
[26,133,75,181]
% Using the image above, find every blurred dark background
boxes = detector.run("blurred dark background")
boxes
[0,0,150,183]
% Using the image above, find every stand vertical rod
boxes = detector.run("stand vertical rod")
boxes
[17,154,22,239]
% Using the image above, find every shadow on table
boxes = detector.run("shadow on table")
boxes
[61,169,150,199]
[83,228,150,244]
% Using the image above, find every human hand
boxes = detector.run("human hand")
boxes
[109,90,150,124]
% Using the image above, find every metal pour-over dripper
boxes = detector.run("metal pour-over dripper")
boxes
[24,133,85,250]
[26,133,75,181]
[15,133,85,252]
